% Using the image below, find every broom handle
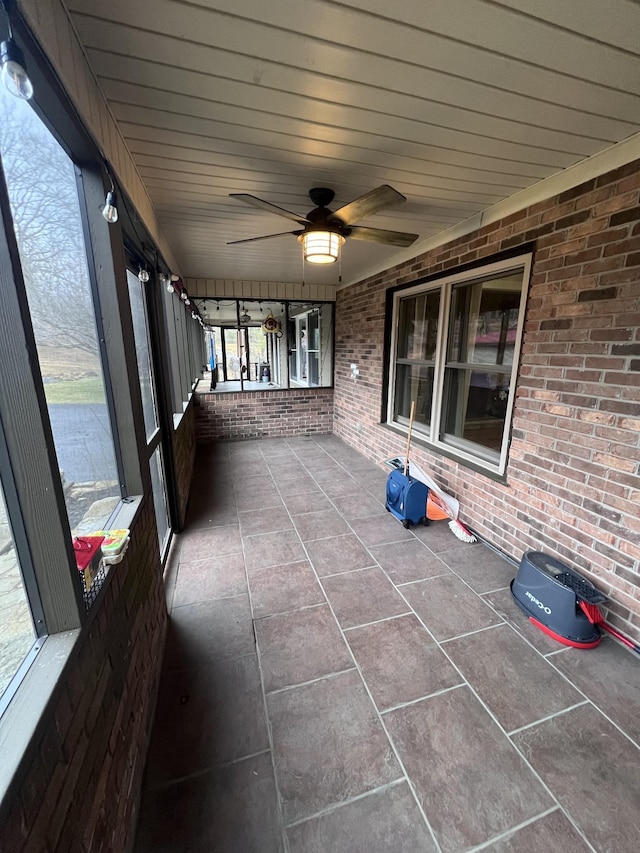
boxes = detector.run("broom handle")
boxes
[403,400,416,477]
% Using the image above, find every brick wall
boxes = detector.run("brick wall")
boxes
[334,158,640,643]
[172,401,197,529]
[0,498,167,853]
[194,387,334,442]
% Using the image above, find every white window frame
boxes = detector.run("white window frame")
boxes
[387,253,532,476]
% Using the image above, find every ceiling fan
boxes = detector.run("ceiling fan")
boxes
[228,185,419,264]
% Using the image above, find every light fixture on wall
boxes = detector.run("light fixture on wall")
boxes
[138,266,150,283]
[0,1,33,100]
[299,229,344,264]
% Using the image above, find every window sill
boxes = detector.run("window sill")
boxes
[381,422,509,485]
[0,629,80,809]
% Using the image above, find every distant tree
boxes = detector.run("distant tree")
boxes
[0,92,99,359]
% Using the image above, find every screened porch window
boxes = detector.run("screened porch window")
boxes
[204,300,334,391]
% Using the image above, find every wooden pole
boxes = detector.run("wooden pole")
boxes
[403,400,415,477]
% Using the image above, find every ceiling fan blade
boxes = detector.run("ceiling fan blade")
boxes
[331,185,406,225]
[229,193,310,224]
[227,230,300,245]
[348,225,419,247]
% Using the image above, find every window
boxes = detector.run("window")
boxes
[0,470,39,709]
[126,268,170,555]
[0,86,122,535]
[162,283,206,419]
[389,255,530,475]
[205,300,334,391]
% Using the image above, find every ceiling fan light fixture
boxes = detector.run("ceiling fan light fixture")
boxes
[300,230,344,264]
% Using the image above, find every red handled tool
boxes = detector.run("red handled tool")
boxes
[578,601,640,654]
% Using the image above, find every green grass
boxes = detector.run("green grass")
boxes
[44,378,106,405]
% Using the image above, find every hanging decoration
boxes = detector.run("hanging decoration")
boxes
[261,311,282,336]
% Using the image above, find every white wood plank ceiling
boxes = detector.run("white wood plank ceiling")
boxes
[66,0,640,285]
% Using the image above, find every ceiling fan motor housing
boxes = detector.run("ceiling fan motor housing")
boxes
[308,187,335,208]
[303,188,350,238]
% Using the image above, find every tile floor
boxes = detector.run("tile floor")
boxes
[135,435,640,853]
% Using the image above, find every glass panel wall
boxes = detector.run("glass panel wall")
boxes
[0,83,121,534]
[126,270,158,441]
[203,300,334,392]
[0,476,35,703]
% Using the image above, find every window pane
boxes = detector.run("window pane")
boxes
[0,477,36,702]
[441,368,511,459]
[288,317,297,380]
[0,88,120,533]
[299,317,308,381]
[126,270,158,441]
[397,292,440,361]
[247,327,267,382]
[448,275,522,366]
[204,301,333,391]
[394,364,435,429]
[150,446,170,554]
[224,328,242,380]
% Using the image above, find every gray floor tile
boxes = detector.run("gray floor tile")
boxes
[305,534,376,576]
[329,491,384,520]
[402,574,503,640]
[440,545,517,593]
[292,508,350,542]
[277,475,321,496]
[281,490,334,515]
[172,552,247,608]
[315,475,362,498]
[250,560,325,618]
[142,439,638,853]
[238,505,293,536]
[255,604,353,692]
[444,623,583,732]
[270,462,309,481]
[144,654,268,785]
[347,614,462,711]
[513,703,640,853]
[552,638,640,745]
[164,595,255,671]
[231,472,271,491]
[136,752,283,853]
[236,488,284,512]
[267,670,401,824]
[369,539,451,584]
[243,529,307,572]
[385,687,552,853]
[286,782,437,852]
[411,519,473,552]
[322,567,410,629]
[179,524,242,562]
[481,586,564,654]
[481,809,592,852]
[303,460,345,477]
[184,501,238,530]
[349,513,415,546]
